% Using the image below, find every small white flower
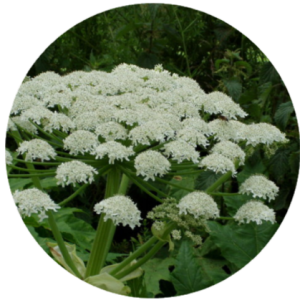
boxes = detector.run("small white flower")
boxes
[210,141,245,165]
[95,121,127,141]
[11,94,44,115]
[134,150,171,181]
[10,116,38,134]
[202,91,247,119]
[7,119,17,132]
[129,120,175,146]
[44,112,75,133]
[44,92,73,109]
[73,112,104,131]
[241,123,288,146]
[163,140,199,163]
[55,161,98,186]
[6,150,13,165]
[171,230,182,240]
[177,127,208,147]
[94,141,134,164]
[239,175,279,201]
[209,119,246,141]
[234,200,276,225]
[177,191,220,219]
[94,195,142,229]
[174,102,199,118]
[199,153,236,175]
[21,106,53,125]
[17,139,57,161]
[181,117,212,136]
[13,188,60,222]
[63,130,99,155]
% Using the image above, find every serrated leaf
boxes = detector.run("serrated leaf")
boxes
[9,178,32,192]
[208,221,279,269]
[237,159,266,185]
[195,170,222,191]
[274,101,294,130]
[223,194,252,216]
[269,148,290,181]
[171,241,205,295]
[260,62,280,84]
[142,258,175,297]
[224,78,242,101]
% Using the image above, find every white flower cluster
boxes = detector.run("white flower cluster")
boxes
[199,153,236,176]
[13,188,60,222]
[55,161,98,186]
[6,150,13,165]
[177,191,220,219]
[234,200,276,225]
[63,130,99,155]
[17,139,57,161]
[210,141,245,165]
[94,141,134,164]
[134,150,171,181]
[94,195,142,229]
[240,123,288,146]
[239,175,279,201]
[202,91,248,119]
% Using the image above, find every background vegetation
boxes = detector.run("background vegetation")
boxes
[8,3,299,297]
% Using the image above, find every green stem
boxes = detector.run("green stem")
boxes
[118,174,130,195]
[8,165,53,173]
[30,121,63,143]
[121,168,163,203]
[58,184,89,206]
[14,158,60,166]
[218,216,234,220]
[114,241,165,280]
[47,211,82,278]
[85,167,121,278]
[209,192,240,197]
[112,222,176,279]
[154,177,194,192]
[8,172,55,178]
[205,171,233,193]
[109,236,158,276]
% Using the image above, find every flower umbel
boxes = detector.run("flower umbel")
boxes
[94,195,142,229]
[55,161,98,186]
[239,175,279,201]
[234,200,276,225]
[177,191,220,219]
[17,139,57,161]
[13,188,60,222]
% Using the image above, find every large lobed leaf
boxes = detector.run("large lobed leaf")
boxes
[208,221,279,269]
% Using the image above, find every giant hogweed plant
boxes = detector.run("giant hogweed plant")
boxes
[6,64,288,296]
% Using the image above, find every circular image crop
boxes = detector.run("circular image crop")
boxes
[5,3,299,298]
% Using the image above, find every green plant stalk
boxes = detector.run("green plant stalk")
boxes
[9,165,54,173]
[59,184,89,206]
[113,222,176,279]
[218,217,234,220]
[114,241,165,280]
[123,169,168,198]
[85,167,121,278]
[8,172,56,178]
[154,177,194,192]
[121,167,163,203]
[10,129,81,278]
[118,174,130,195]
[47,210,82,279]
[109,236,158,276]
[209,192,240,197]
[14,158,60,166]
[30,121,63,144]
[205,161,239,193]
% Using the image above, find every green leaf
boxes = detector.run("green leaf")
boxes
[224,78,242,101]
[269,148,290,181]
[208,221,279,269]
[234,61,252,77]
[171,241,204,295]
[27,226,55,256]
[169,174,197,200]
[223,194,253,216]
[260,62,280,84]
[237,158,266,185]
[195,170,222,191]
[142,258,176,297]
[9,178,32,192]
[274,101,294,130]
